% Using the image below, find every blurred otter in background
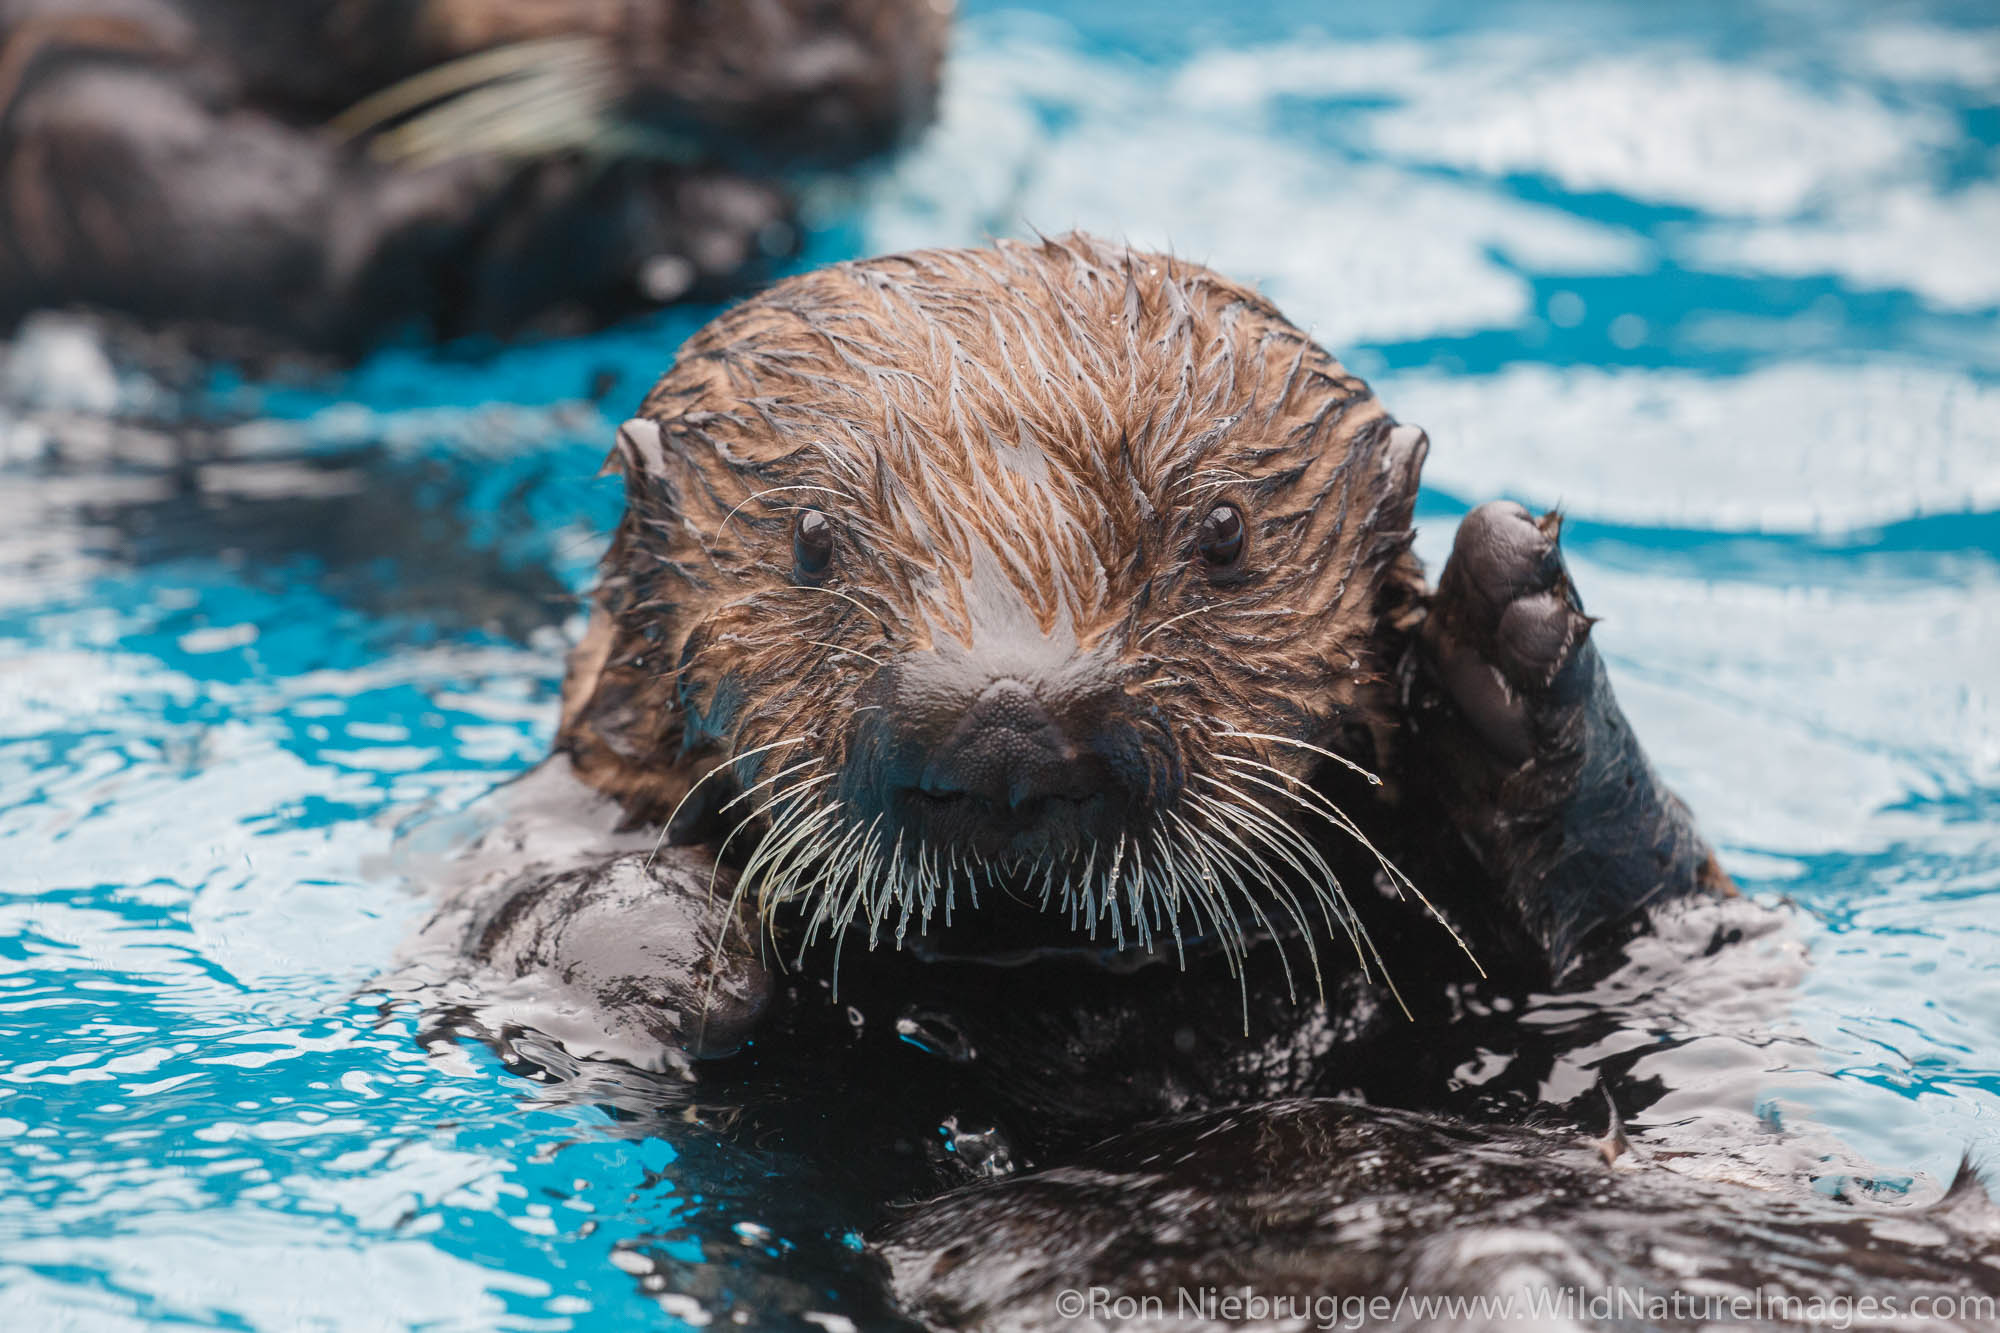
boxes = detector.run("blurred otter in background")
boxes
[0,0,950,358]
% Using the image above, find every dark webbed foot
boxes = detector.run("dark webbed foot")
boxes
[1411,502,1729,975]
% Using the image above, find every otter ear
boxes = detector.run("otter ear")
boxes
[1380,423,1428,528]
[603,417,668,481]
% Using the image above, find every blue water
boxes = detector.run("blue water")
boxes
[3,1,1997,1327]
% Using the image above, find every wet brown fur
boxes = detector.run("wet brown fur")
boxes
[561,234,1429,889]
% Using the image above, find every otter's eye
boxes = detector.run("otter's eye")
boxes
[793,509,835,581]
[1197,503,1246,575]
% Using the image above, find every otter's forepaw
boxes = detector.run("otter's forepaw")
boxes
[464,850,772,1067]
[1410,501,1727,975]
[1420,500,1594,767]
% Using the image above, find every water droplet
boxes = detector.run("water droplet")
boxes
[933,1115,1016,1180]
[894,1009,976,1063]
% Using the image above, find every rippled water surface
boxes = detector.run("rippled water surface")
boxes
[3,1,1997,1327]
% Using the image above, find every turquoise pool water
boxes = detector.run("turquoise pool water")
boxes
[3,1,1997,1327]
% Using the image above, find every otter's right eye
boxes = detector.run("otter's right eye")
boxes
[1197,503,1246,576]
[793,509,835,582]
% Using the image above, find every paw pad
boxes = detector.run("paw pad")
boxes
[1443,502,1592,692]
[1423,501,1596,763]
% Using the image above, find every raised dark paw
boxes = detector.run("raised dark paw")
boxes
[1420,501,1594,768]
[1408,501,1726,975]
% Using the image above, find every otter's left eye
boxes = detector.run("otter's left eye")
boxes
[793,509,835,581]
[1197,503,1246,574]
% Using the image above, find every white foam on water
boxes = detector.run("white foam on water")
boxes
[839,18,1649,349]
[1684,183,2000,312]
[844,14,1997,340]
[1361,50,1946,219]
[1390,361,2000,531]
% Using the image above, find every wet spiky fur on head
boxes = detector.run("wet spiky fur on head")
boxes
[561,234,1451,993]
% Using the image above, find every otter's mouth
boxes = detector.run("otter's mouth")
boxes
[892,785,1116,860]
[735,734,1431,1000]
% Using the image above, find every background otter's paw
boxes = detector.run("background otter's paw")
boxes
[1420,500,1594,767]
[1410,501,1727,974]
[464,850,771,1066]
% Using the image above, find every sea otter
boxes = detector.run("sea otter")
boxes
[403,235,1994,1327]
[0,0,948,356]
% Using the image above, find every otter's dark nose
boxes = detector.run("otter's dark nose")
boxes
[866,648,1137,857]
[920,680,1100,812]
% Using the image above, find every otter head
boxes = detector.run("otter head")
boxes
[562,235,1430,968]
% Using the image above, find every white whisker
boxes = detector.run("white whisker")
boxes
[1216,729,1384,786]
